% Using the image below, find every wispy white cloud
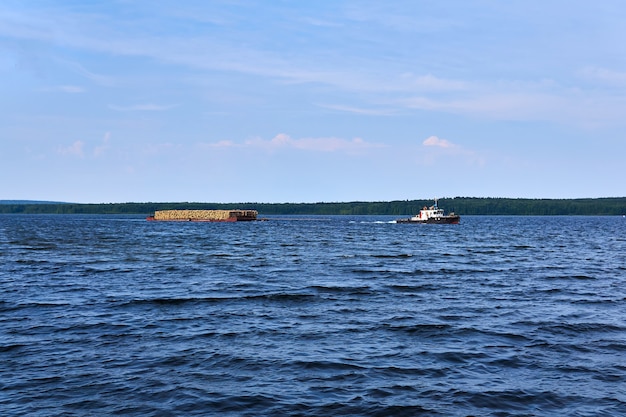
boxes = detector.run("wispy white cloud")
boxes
[400,73,468,91]
[579,66,626,86]
[40,85,85,93]
[61,59,116,86]
[344,3,460,33]
[421,135,485,167]
[58,140,84,158]
[5,2,624,128]
[401,87,626,127]
[201,133,385,153]
[202,140,237,149]
[57,132,111,159]
[401,90,568,123]
[423,136,455,148]
[141,142,180,156]
[246,133,385,152]
[318,103,396,116]
[0,4,473,98]
[300,16,343,28]
[108,103,179,111]
[93,132,111,157]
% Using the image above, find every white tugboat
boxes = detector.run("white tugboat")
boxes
[396,199,460,224]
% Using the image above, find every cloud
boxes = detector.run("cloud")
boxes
[40,85,85,93]
[58,140,85,157]
[5,2,626,129]
[579,66,626,86]
[244,133,385,152]
[318,103,396,116]
[300,17,343,28]
[201,140,237,149]
[201,133,385,153]
[61,60,116,86]
[94,132,111,157]
[423,135,455,148]
[142,142,180,155]
[56,132,112,159]
[402,91,569,123]
[0,4,467,96]
[401,88,626,127]
[421,135,486,167]
[108,103,179,111]
[400,73,467,91]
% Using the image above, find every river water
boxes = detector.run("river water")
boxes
[1,214,625,416]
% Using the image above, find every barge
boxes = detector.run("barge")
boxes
[396,200,460,224]
[146,209,258,222]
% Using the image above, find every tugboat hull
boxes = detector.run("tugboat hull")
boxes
[396,215,460,224]
[395,199,460,224]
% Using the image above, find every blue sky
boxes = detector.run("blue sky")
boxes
[1,1,625,203]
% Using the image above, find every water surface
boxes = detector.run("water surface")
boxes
[1,214,625,416]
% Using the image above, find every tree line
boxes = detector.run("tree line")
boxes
[1,197,625,216]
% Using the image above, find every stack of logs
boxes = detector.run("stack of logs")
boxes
[152,209,257,222]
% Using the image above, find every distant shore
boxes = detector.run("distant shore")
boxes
[1,197,625,216]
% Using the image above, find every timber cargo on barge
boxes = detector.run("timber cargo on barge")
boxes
[146,209,258,222]
[396,199,460,224]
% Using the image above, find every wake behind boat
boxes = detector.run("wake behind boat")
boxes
[396,199,460,224]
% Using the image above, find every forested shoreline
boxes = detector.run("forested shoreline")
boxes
[1,197,625,216]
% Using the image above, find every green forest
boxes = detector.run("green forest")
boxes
[1,197,625,216]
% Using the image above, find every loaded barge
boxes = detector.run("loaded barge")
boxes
[147,209,258,222]
[396,200,460,224]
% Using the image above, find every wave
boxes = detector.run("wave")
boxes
[115,293,318,308]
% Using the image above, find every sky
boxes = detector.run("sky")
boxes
[1,1,625,203]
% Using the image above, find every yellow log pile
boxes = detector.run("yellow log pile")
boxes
[153,209,257,221]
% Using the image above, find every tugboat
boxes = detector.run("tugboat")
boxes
[396,199,460,224]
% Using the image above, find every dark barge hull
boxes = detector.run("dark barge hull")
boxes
[146,216,255,222]
[396,215,460,224]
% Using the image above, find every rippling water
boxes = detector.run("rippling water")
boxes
[1,214,625,416]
